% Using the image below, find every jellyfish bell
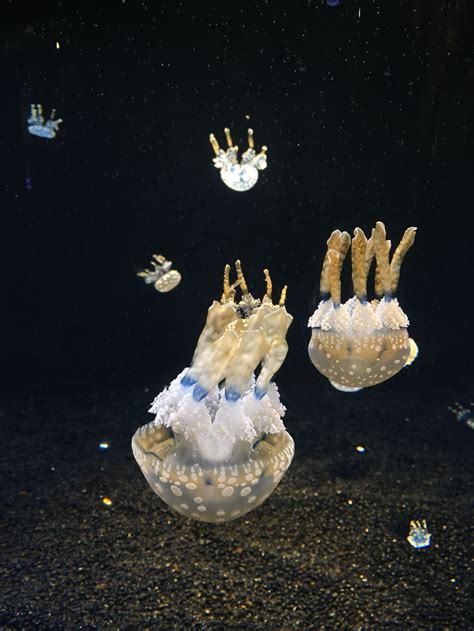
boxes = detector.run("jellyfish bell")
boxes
[132,261,294,523]
[209,128,267,192]
[308,222,417,390]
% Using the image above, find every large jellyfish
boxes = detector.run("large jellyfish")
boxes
[209,127,267,192]
[308,221,417,391]
[132,261,294,523]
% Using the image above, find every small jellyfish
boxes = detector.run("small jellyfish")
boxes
[137,254,181,292]
[308,221,417,390]
[407,519,431,549]
[448,402,474,429]
[209,127,267,192]
[132,261,294,523]
[27,104,63,139]
[326,0,340,6]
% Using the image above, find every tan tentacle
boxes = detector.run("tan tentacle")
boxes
[320,230,351,298]
[390,227,417,294]
[327,249,342,305]
[372,222,392,297]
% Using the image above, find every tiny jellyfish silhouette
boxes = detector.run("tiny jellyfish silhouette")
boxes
[308,221,417,391]
[407,519,431,549]
[209,127,267,192]
[27,104,63,139]
[132,260,294,523]
[448,402,474,429]
[137,254,181,293]
[326,0,340,6]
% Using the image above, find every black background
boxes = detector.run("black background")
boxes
[2,0,473,393]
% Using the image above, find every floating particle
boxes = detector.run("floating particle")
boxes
[102,497,113,506]
[407,519,431,549]
[99,442,110,450]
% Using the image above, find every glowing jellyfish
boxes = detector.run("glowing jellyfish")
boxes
[137,254,181,292]
[132,261,294,523]
[27,104,63,139]
[209,127,267,192]
[308,221,417,391]
[407,519,431,549]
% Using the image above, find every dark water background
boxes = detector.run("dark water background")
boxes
[2,0,473,394]
[1,2,473,629]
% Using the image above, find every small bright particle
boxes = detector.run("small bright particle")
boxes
[99,442,110,450]
[56,41,60,49]
[356,445,365,453]
[102,497,113,506]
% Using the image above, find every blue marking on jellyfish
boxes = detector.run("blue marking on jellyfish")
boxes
[192,384,208,402]
[225,388,241,402]
[181,374,197,387]
[254,387,267,400]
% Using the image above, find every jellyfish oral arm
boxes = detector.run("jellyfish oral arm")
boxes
[182,262,292,403]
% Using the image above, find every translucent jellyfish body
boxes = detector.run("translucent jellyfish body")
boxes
[308,221,417,390]
[137,254,181,292]
[132,261,294,522]
[209,128,267,192]
[27,104,62,139]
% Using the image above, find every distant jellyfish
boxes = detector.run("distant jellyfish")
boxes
[326,0,340,6]
[308,221,417,391]
[27,104,63,139]
[137,254,181,293]
[209,127,268,192]
[407,519,431,549]
[132,260,294,523]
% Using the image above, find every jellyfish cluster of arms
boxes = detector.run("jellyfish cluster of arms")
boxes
[132,221,419,522]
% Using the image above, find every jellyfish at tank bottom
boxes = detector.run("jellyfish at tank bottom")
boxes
[407,519,431,549]
[132,261,294,523]
[209,127,268,192]
[137,254,181,292]
[27,104,63,139]
[308,221,418,391]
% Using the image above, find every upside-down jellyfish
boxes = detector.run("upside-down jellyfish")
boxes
[209,127,267,192]
[132,261,294,523]
[27,104,63,139]
[308,221,417,391]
